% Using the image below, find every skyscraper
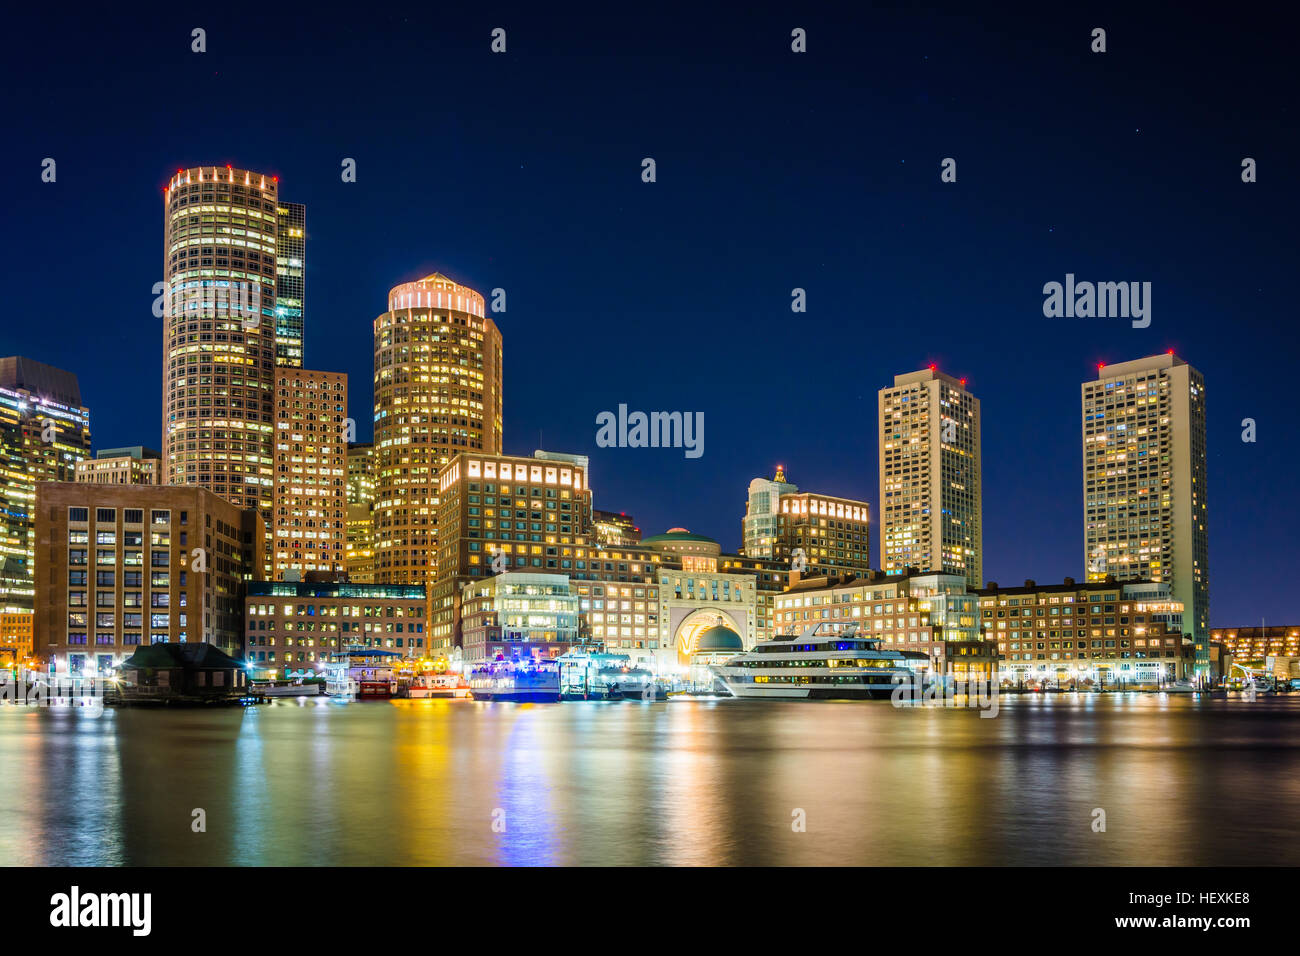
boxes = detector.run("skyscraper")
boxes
[878,367,982,587]
[162,166,280,519]
[1082,353,1208,668]
[372,274,503,586]
[274,201,306,367]
[0,357,92,626]
[271,369,347,579]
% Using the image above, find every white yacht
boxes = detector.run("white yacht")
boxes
[711,622,926,700]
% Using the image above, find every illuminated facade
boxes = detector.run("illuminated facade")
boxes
[775,570,992,678]
[641,529,758,673]
[0,357,92,624]
[719,552,789,643]
[372,274,503,587]
[274,201,306,367]
[741,466,797,557]
[34,482,265,672]
[878,368,982,587]
[162,165,281,523]
[978,577,1193,684]
[244,580,426,672]
[272,369,347,580]
[742,467,871,577]
[1211,626,1300,664]
[75,446,162,485]
[1083,353,1209,670]
[460,571,580,663]
[431,451,663,657]
[1,611,33,666]
[346,442,376,583]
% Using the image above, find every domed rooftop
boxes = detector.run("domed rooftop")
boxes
[693,625,743,653]
[640,527,722,556]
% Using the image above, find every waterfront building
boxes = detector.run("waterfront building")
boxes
[459,571,580,663]
[162,165,281,520]
[976,577,1193,685]
[1210,625,1300,665]
[274,201,306,367]
[774,569,993,679]
[592,509,641,547]
[0,357,92,624]
[272,369,347,579]
[742,466,871,577]
[75,446,162,485]
[431,450,663,659]
[878,367,982,587]
[719,552,790,643]
[641,529,759,673]
[34,482,265,674]
[346,442,376,583]
[118,642,250,702]
[244,579,426,673]
[1083,353,1209,670]
[372,274,503,587]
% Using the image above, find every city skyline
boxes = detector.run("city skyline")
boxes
[9,7,1297,628]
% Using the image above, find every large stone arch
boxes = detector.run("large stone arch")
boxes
[674,608,743,665]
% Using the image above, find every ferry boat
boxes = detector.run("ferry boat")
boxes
[469,658,562,703]
[711,622,926,700]
[321,649,404,698]
[407,672,472,699]
[322,663,359,698]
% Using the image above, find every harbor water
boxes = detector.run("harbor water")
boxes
[2,694,1297,866]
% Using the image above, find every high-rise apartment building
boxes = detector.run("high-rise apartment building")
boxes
[274,201,306,367]
[162,166,283,521]
[372,274,503,586]
[34,482,264,672]
[1083,353,1208,668]
[878,367,982,587]
[346,442,376,583]
[741,466,871,577]
[75,446,162,485]
[0,358,92,628]
[271,369,347,580]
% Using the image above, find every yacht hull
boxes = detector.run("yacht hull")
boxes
[721,682,902,701]
[470,689,561,703]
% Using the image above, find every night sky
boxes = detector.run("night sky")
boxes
[6,5,1297,625]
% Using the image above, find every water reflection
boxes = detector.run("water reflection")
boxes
[1,695,1298,865]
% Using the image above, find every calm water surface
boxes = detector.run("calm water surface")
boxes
[2,694,1298,866]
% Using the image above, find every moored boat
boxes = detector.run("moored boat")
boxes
[711,622,926,700]
[252,678,325,698]
[469,658,562,702]
[407,672,472,699]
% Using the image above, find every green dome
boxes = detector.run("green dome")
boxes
[694,625,743,653]
[641,529,718,546]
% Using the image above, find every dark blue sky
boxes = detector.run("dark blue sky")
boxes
[7,5,1297,625]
